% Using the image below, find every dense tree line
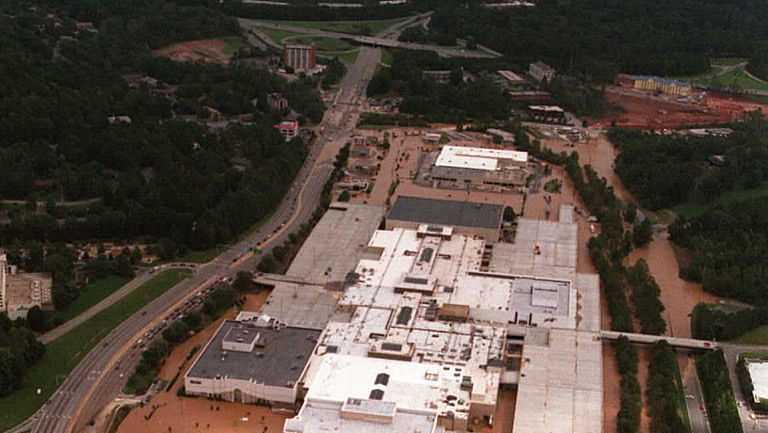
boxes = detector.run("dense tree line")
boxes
[696,350,744,433]
[691,303,768,341]
[220,1,425,22]
[671,199,768,304]
[367,51,511,123]
[614,337,641,433]
[0,1,321,257]
[748,43,768,81]
[427,0,768,80]
[646,341,690,433]
[0,316,45,397]
[520,128,668,433]
[626,260,666,335]
[547,77,610,117]
[611,116,768,210]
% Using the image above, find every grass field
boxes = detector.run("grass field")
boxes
[52,276,130,324]
[0,269,191,432]
[711,57,749,67]
[380,48,393,67]
[672,183,768,219]
[732,327,768,346]
[696,68,768,92]
[287,35,354,52]
[321,49,359,64]
[264,17,408,35]
[258,28,303,44]
[176,246,226,263]
[222,36,244,56]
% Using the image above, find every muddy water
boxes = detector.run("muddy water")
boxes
[119,291,279,433]
[628,236,721,338]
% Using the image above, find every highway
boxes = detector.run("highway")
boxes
[10,39,382,433]
[238,19,500,59]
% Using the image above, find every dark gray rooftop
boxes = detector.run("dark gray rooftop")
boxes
[387,196,503,230]
[187,321,320,386]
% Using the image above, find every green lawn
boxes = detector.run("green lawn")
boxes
[380,48,393,67]
[323,49,359,64]
[0,269,191,432]
[672,183,768,219]
[52,276,130,324]
[176,246,226,263]
[695,68,768,92]
[286,35,355,52]
[222,36,244,56]
[257,27,303,44]
[731,327,768,346]
[263,17,409,36]
[711,57,749,67]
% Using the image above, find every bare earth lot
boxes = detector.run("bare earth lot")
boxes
[153,39,233,64]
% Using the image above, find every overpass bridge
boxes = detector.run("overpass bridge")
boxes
[600,330,717,350]
[238,19,502,59]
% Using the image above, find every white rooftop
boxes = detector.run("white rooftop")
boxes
[434,145,528,172]
[747,360,768,403]
[529,105,565,112]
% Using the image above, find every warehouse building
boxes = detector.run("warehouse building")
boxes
[185,313,320,405]
[424,145,530,191]
[385,196,504,242]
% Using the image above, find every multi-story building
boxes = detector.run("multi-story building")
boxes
[283,44,317,72]
[0,254,53,319]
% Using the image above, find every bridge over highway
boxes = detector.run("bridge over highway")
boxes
[239,19,502,59]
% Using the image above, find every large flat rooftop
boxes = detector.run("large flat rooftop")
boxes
[387,196,503,230]
[435,145,528,171]
[187,320,320,386]
[287,203,385,286]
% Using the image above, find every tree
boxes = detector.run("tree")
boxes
[232,271,254,293]
[632,219,653,247]
[26,307,47,333]
[257,254,278,273]
[338,190,351,202]
[162,320,190,344]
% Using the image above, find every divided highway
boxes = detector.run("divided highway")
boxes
[11,43,382,433]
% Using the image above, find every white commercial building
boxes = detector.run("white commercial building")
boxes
[286,204,603,433]
[428,145,530,190]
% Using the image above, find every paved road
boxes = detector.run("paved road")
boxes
[239,19,500,59]
[9,38,382,433]
[681,354,711,433]
[39,263,199,344]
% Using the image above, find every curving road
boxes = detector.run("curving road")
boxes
[10,42,382,433]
